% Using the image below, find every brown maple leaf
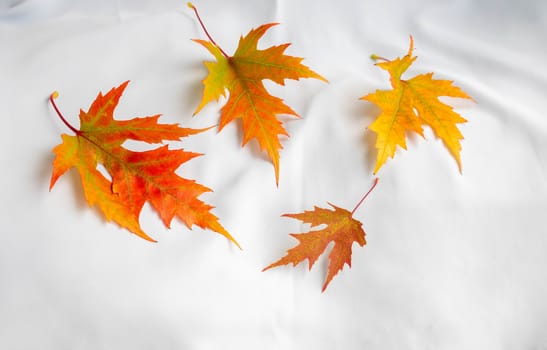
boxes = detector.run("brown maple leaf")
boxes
[263,178,379,292]
[49,81,239,247]
[188,3,327,185]
[361,36,473,174]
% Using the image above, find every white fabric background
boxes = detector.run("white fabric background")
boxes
[1,0,546,348]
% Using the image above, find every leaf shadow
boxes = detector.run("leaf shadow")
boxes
[36,149,82,210]
[65,170,89,211]
[181,61,209,119]
[352,98,380,174]
[39,149,90,212]
[35,150,54,191]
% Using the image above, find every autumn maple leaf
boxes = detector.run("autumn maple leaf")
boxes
[188,3,327,185]
[361,36,473,174]
[264,178,379,292]
[49,81,239,247]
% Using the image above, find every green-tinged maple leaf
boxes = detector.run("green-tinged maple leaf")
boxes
[49,81,239,247]
[188,3,327,185]
[361,36,473,174]
[264,179,379,292]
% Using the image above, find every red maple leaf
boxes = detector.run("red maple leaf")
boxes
[49,81,239,247]
[264,179,379,291]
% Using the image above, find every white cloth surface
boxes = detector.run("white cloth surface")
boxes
[1,0,546,348]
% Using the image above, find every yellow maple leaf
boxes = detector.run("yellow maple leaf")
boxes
[362,36,473,174]
[188,3,327,185]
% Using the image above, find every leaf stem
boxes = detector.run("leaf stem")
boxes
[187,2,229,58]
[351,178,379,215]
[370,54,389,62]
[49,92,80,135]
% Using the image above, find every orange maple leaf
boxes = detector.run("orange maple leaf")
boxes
[361,36,473,174]
[264,179,379,292]
[188,3,327,185]
[49,81,239,248]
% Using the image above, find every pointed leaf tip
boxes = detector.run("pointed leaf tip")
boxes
[408,35,414,55]
[48,83,238,247]
[264,202,367,291]
[192,15,326,185]
[364,37,473,173]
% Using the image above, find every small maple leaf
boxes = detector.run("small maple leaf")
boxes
[361,36,473,174]
[264,178,379,292]
[188,3,327,185]
[49,81,239,248]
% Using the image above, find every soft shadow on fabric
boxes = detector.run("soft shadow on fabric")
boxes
[357,101,380,173]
